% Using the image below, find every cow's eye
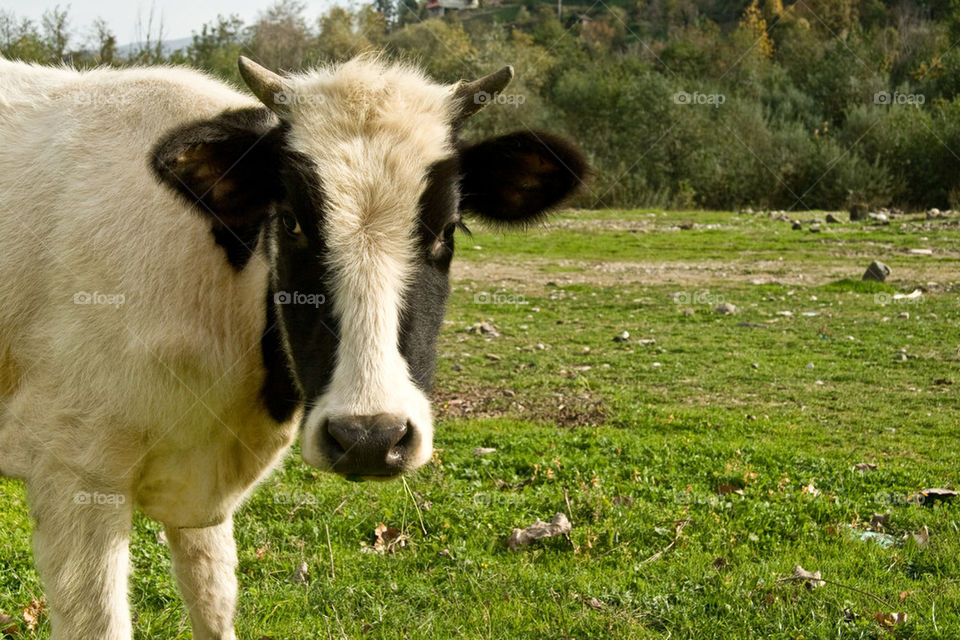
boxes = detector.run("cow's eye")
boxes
[281,214,301,236]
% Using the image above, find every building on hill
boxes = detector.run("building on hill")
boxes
[426,0,479,17]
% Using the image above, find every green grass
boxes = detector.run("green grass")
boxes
[2,209,959,638]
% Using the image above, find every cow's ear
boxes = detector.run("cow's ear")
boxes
[459,130,588,225]
[151,108,284,228]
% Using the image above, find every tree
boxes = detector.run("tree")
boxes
[247,0,313,71]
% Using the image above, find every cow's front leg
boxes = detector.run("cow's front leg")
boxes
[164,517,238,640]
[28,478,134,640]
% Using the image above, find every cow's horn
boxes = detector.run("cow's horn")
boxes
[238,56,291,116]
[452,66,515,121]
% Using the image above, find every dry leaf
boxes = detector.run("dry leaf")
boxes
[0,612,18,636]
[255,546,268,559]
[473,447,497,457]
[288,561,309,585]
[585,597,604,610]
[869,513,890,530]
[899,590,915,602]
[22,598,45,632]
[854,462,877,471]
[507,513,572,550]
[714,484,743,496]
[372,523,408,554]
[914,488,957,505]
[911,526,930,547]
[802,482,821,497]
[874,611,908,627]
[792,565,825,590]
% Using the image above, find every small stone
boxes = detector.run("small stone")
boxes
[898,311,910,319]
[289,561,309,585]
[809,223,822,233]
[825,213,841,223]
[485,353,501,361]
[868,212,888,222]
[752,362,759,369]
[678,220,694,230]
[613,331,630,343]
[682,307,695,316]
[862,261,891,282]
[849,203,868,221]
[894,352,908,361]
[715,302,737,315]
[473,447,497,457]
[805,362,815,369]
[792,221,803,230]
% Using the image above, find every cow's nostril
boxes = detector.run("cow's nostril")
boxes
[320,414,413,476]
[386,421,414,466]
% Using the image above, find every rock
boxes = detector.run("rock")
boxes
[868,212,889,223]
[678,220,694,230]
[613,331,630,343]
[862,260,891,282]
[849,203,869,221]
[715,302,737,314]
[908,248,933,255]
[466,322,500,337]
[809,223,822,233]
[898,311,910,319]
[894,352,908,361]
[473,447,497,457]
[825,213,841,223]
[752,362,760,369]
[805,362,815,369]
[792,221,803,230]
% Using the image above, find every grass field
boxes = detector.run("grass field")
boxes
[1,209,958,639]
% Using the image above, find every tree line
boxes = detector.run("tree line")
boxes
[3,0,960,211]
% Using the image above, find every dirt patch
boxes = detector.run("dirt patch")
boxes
[433,387,607,428]
[453,258,953,289]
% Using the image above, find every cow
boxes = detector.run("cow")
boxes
[0,54,587,639]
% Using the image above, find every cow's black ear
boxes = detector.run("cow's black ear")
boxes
[151,107,284,228]
[459,130,588,224]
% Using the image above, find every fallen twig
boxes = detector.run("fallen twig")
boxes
[638,519,690,565]
[776,576,896,609]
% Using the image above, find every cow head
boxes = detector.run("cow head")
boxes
[151,56,587,479]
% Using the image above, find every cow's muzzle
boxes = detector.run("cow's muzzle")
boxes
[319,413,414,477]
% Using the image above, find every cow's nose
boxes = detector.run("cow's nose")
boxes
[321,414,412,477]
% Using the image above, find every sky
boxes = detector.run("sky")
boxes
[2,0,333,45]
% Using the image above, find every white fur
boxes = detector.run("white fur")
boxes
[280,59,453,471]
[0,56,456,639]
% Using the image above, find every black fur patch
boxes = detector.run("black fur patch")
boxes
[150,107,286,270]
[459,130,589,224]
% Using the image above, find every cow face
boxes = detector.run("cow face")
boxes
[151,57,587,480]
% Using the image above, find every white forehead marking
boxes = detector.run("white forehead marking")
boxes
[286,58,451,455]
